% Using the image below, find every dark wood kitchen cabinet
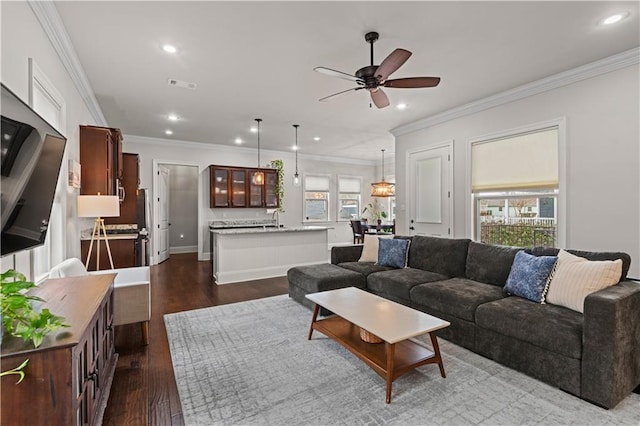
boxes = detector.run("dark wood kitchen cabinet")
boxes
[106,153,139,224]
[80,125,123,197]
[81,238,137,271]
[1,274,117,426]
[210,165,278,208]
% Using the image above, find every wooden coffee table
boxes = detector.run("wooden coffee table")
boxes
[306,287,450,403]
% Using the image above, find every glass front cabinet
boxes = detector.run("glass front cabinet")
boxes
[209,165,279,209]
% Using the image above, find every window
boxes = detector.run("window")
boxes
[337,176,361,221]
[304,174,330,222]
[471,127,559,248]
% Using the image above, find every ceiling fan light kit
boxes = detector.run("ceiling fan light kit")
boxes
[371,149,395,197]
[315,31,440,108]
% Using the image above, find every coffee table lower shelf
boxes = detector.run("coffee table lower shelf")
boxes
[308,308,446,403]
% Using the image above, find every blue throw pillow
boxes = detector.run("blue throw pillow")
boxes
[504,250,558,303]
[377,238,410,268]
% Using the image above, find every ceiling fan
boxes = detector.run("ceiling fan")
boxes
[314,31,441,108]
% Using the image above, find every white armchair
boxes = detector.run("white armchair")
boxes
[49,258,151,344]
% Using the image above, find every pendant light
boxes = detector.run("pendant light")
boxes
[370,149,395,197]
[252,118,264,185]
[292,124,301,187]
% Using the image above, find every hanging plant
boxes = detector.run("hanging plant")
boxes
[270,159,285,213]
[1,359,29,384]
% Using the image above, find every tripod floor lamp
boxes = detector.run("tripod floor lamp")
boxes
[78,194,120,270]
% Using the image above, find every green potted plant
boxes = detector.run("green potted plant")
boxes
[1,269,68,348]
[362,199,388,226]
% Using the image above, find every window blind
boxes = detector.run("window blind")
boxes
[471,127,558,192]
[304,175,330,191]
[338,176,361,193]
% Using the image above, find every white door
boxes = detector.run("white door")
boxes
[157,165,170,263]
[407,143,453,237]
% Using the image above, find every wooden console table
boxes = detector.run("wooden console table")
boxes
[1,274,118,425]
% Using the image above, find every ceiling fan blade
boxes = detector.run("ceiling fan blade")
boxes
[319,87,363,102]
[384,77,441,88]
[314,67,361,83]
[375,48,412,81]
[369,88,390,108]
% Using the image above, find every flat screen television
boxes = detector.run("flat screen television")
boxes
[1,83,67,257]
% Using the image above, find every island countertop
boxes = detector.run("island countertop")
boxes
[210,226,330,235]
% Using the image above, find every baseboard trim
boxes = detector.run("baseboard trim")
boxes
[169,245,197,254]
[215,261,326,285]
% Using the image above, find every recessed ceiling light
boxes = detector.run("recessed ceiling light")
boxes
[162,44,178,53]
[249,126,258,133]
[168,114,180,121]
[601,12,629,26]
[313,136,320,141]
[234,138,243,144]
[165,130,173,135]
[396,103,408,110]
[292,145,298,151]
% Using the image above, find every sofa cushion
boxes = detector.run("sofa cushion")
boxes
[410,278,505,322]
[466,242,522,286]
[366,267,448,302]
[546,249,622,313]
[358,234,393,262]
[337,262,394,277]
[504,251,557,303]
[287,263,366,293]
[407,236,470,277]
[378,238,410,268]
[475,297,583,359]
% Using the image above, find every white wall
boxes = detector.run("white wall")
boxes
[166,164,198,252]
[395,64,640,278]
[1,2,99,276]
[123,136,379,262]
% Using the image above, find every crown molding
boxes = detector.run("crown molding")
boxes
[28,0,107,126]
[124,134,377,166]
[391,47,640,137]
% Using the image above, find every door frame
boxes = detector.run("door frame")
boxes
[405,140,455,237]
[152,160,202,265]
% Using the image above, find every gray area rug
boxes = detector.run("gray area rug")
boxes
[164,295,640,425]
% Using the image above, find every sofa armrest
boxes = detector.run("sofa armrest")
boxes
[582,280,640,408]
[90,266,150,286]
[330,245,363,265]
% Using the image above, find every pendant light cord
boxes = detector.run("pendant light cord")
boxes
[293,124,299,175]
[255,118,262,169]
[381,149,386,182]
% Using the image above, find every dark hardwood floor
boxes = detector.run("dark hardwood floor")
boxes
[103,253,289,425]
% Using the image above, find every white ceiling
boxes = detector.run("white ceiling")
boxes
[55,1,639,161]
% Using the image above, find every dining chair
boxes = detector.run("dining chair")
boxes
[350,219,364,244]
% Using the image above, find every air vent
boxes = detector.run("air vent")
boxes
[167,78,197,90]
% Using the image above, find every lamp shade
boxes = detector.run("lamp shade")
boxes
[370,181,395,197]
[77,195,120,218]
[371,148,395,197]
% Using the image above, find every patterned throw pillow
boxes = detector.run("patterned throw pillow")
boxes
[358,234,393,262]
[546,249,622,313]
[504,251,558,303]
[377,238,411,268]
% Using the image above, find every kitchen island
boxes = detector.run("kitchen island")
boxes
[210,225,330,284]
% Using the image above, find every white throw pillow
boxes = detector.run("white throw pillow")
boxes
[545,249,622,313]
[358,234,393,262]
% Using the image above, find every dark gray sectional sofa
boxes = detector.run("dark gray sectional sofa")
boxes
[287,235,640,409]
